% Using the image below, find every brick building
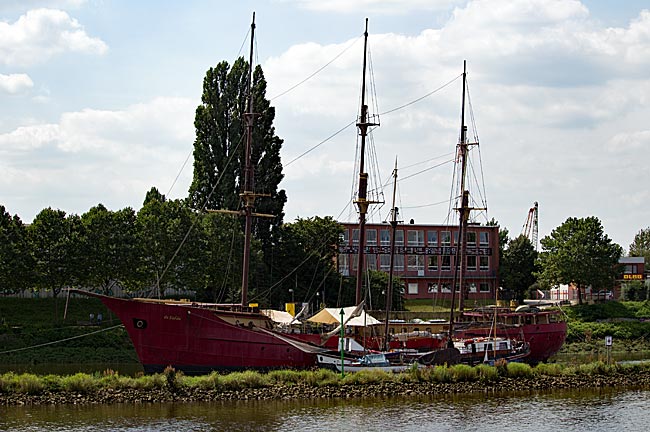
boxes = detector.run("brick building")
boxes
[337,221,500,300]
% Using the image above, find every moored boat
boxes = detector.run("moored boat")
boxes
[456,306,567,363]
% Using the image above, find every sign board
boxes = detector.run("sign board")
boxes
[605,336,613,347]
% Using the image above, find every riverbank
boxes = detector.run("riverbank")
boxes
[2,361,650,406]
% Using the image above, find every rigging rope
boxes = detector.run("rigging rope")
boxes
[269,35,362,101]
[0,324,124,355]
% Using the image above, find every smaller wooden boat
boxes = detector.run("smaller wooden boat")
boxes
[317,352,422,373]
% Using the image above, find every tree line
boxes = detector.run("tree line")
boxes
[499,217,650,304]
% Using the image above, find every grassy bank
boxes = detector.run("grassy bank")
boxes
[2,361,650,405]
[0,296,136,364]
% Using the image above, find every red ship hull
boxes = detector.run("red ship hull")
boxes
[457,309,567,363]
[75,291,318,374]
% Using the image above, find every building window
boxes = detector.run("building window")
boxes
[479,282,490,292]
[394,254,404,270]
[340,231,349,245]
[408,283,418,295]
[479,232,489,246]
[625,264,637,274]
[427,231,438,246]
[467,231,477,246]
[408,255,424,271]
[351,255,358,271]
[469,282,477,293]
[453,231,459,245]
[441,255,451,271]
[428,283,438,293]
[338,254,349,275]
[467,255,477,271]
[441,231,451,246]
[380,254,391,270]
[428,255,438,271]
[366,254,377,270]
[380,229,390,246]
[352,229,360,245]
[407,230,424,246]
[366,229,377,245]
[479,256,489,270]
[395,230,404,246]
[441,283,451,293]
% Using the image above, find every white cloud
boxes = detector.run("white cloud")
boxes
[264,0,650,248]
[0,1,86,12]
[607,130,650,153]
[0,73,34,94]
[285,0,464,14]
[0,97,196,220]
[0,8,107,67]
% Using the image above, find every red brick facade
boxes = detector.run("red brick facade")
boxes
[338,222,500,300]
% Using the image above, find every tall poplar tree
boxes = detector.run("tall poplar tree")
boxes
[188,58,286,255]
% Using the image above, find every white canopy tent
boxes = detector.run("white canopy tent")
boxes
[307,306,381,327]
[262,309,301,325]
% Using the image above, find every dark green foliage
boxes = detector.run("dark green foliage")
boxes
[135,188,203,297]
[188,58,286,261]
[500,235,538,302]
[0,206,33,294]
[27,208,84,298]
[537,217,622,304]
[263,216,345,308]
[629,227,650,264]
[79,204,139,295]
[0,297,136,364]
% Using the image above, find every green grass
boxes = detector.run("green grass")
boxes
[2,361,650,396]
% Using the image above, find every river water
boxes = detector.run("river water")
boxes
[1,387,648,431]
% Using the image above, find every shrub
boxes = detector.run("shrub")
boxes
[534,363,563,376]
[450,364,477,382]
[220,370,268,390]
[61,373,96,393]
[309,369,340,387]
[342,369,390,385]
[506,362,533,378]
[16,373,45,394]
[475,364,498,382]
[267,369,303,385]
[430,365,453,383]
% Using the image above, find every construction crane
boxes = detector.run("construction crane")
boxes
[522,201,539,251]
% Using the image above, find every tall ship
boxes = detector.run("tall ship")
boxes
[443,62,566,363]
[70,13,327,374]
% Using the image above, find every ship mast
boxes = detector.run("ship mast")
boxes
[354,18,379,305]
[447,60,485,346]
[240,12,256,307]
[383,158,399,352]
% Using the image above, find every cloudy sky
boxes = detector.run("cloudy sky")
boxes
[1,0,649,252]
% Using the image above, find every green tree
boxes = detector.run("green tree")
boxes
[79,204,138,295]
[188,58,286,256]
[136,188,202,298]
[195,212,248,303]
[629,227,650,263]
[0,206,33,294]
[28,208,83,297]
[487,217,509,262]
[537,216,622,304]
[500,235,538,303]
[265,216,343,308]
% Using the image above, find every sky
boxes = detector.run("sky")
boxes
[1,0,649,253]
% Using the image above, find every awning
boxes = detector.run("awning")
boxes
[262,309,301,325]
[307,306,381,327]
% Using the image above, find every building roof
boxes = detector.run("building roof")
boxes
[620,257,645,264]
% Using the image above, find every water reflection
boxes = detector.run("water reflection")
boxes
[2,388,649,432]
